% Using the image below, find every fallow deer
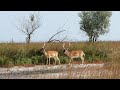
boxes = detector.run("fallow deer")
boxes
[63,43,85,64]
[40,43,60,65]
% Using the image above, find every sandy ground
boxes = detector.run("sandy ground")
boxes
[0,63,114,79]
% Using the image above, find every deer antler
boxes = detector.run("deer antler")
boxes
[68,42,71,47]
[63,42,71,50]
[66,42,71,50]
[42,43,46,48]
[63,43,66,49]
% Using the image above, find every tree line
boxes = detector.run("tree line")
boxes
[17,11,112,43]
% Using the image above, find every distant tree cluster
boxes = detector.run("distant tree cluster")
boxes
[17,11,112,43]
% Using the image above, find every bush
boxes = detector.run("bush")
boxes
[83,45,109,62]
[31,55,45,64]
[0,56,14,67]
[59,56,69,64]
[15,57,32,65]
[0,42,116,67]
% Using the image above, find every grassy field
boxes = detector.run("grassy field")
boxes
[0,41,120,79]
[0,41,112,66]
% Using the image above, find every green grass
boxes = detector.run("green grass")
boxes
[0,41,120,79]
[0,41,119,67]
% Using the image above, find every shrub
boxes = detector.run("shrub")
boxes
[31,55,45,64]
[15,57,32,65]
[0,42,117,67]
[0,56,14,67]
[59,56,69,64]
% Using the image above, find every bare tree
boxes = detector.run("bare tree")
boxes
[17,12,41,44]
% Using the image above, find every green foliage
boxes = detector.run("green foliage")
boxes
[78,11,112,42]
[0,42,117,67]
[0,56,14,67]
[31,55,45,64]
[59,56,69,64]
[15,58,32,65]
[83,43,109,62]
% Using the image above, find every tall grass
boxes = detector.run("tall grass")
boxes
[0,41,119,67]
[0,41,120,79]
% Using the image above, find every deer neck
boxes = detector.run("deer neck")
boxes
[66,51,70,57]
[43,49,47,56]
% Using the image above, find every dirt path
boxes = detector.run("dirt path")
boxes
[0,63,112,79]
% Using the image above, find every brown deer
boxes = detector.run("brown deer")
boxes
[63,43,85,64]
[40,43,60,65]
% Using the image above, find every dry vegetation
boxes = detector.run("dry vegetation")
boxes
[0,41,120,79]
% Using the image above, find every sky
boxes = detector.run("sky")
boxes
[0,11,119,42]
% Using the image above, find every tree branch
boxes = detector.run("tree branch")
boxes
[47,30,66,43]
[16,25,28,35]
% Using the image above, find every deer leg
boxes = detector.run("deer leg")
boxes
[55,57,60,64]
[46,58,48,65]
[58,58,60,65]
[49,58,50,65]
[54,57,56,65]
[81,56,84,64]
[71,58,74,64]
[69,58,72,64]
[57,57,60,65]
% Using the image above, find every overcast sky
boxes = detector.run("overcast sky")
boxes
[0,11,119,42]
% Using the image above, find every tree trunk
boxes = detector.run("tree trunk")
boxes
[89,36,92,42]
[92,35,97,42]
[94,36,97,42]
[94,34,98,42]
[91,35,94,42]
[93,35,95,42]
[26,34,31,44]
[89,33,98,42]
